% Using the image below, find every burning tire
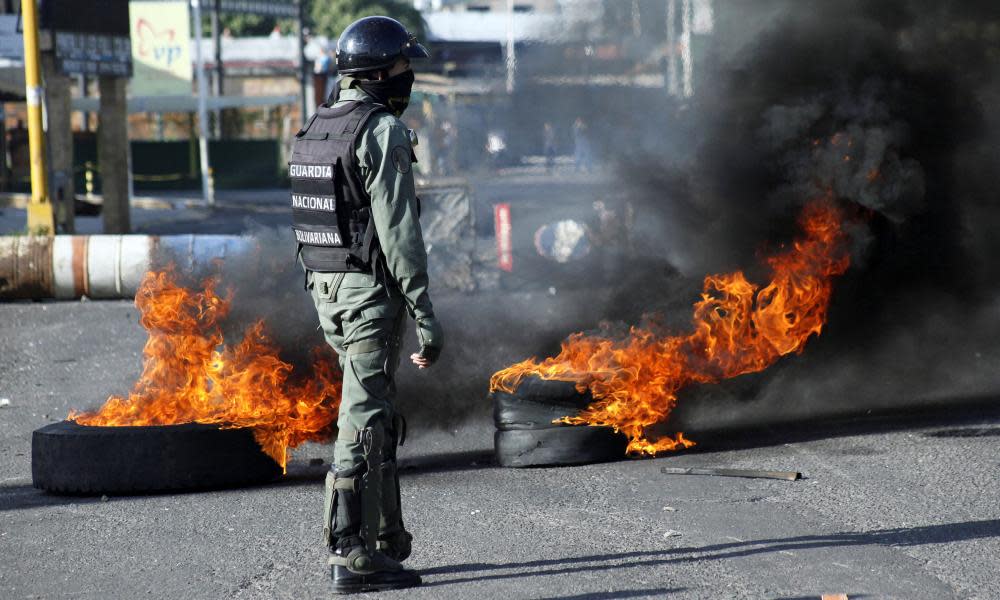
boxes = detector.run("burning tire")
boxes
[494,426,628,467]
[492,376,627,467]
[32,421,282,495]
[492,377,593,431]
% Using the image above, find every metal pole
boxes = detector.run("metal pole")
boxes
[297,0,308,124]
[42,53,74,233]
[98,75,131,233]
[505,0,516,94]
[631,0,641,37]
[0,103,7,192]
[666,0,678,96]
[80,75,90,132]
[661,467,802,481]
[191,0,214,205]
[681,0,693,98]
[210,0,222,138]
[20,0,54,234]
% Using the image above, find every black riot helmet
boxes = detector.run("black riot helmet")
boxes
[336,16,429,75]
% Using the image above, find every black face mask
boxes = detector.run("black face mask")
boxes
[357,70,415,117]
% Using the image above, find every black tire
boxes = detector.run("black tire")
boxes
[492,376,594,431]
[494,426,628,467]
[32,421,282,495]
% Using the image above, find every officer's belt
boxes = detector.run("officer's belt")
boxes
[345,337,393,356]
[337,414,407,446]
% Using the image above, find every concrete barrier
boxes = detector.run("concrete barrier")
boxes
[0,235,252,300]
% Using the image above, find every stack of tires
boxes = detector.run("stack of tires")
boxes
[492,376,628,467]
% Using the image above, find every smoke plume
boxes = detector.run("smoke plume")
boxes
[612,0,1000,428]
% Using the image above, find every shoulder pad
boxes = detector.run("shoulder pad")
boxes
[365,113,411,141]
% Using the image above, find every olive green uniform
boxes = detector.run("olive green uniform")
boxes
[308,84,438,559]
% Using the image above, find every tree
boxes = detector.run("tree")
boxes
[201,13,296,38]
[199,1,426,42]
[216,14,289,37]
[309,0,427,42]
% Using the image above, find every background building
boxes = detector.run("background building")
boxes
[413,0,560,12]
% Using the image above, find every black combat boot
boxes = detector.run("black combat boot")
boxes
[377,529,413,562]
[330,537,421,594]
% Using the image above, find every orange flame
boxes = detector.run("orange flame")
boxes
[490,199,851,455]
[69,269,341,470]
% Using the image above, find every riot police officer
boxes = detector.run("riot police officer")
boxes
[290,16,442,594]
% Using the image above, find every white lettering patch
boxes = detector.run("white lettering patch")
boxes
[289,163,333,179]
[294,229,343,246]
[291,194,337,212]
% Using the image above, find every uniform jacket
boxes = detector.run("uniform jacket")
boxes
[327,83,434,322]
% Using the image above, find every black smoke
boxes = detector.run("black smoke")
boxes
[625,1,995,284]
[612,0,1000,428]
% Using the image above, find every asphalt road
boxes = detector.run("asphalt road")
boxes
[1,296,999,600]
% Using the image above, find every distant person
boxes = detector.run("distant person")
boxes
[486,129,507,170]
[573,117,594,172]
[543,121,556,172]
[269,24,282,39]
[313,43,335,106]
[314,46,333,75]
[437,119,457,175]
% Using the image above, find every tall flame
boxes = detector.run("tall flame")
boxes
[490,199,851,454]
[69,269,341,470]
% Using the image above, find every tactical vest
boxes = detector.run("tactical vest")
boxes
[289,101,387,272]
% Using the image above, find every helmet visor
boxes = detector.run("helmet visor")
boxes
[402,38,430,59]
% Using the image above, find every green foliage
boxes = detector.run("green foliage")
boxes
[197,0,426,42]
[203,14,296,37]
[309,0,427,41]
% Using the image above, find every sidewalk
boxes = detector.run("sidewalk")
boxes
[0,165,612,236]
[0,189,289,236]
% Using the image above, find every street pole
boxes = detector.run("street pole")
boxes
[632,0,641,38]
[296,0,308,125]
[666,0,678,96]
[98,75,131,233]
[20,0,55,234]
[681,0,693,98]
[191,0,214,206]
[504,0,515,94]
[210,0,222,138]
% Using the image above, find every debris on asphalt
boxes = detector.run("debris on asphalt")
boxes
[100,495,109,502]
[662,506,677,512]
[660,467,802,481]
[662,530,682,538]
[0,398,10,408]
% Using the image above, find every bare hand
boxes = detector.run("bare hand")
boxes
[410,352,431,369]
